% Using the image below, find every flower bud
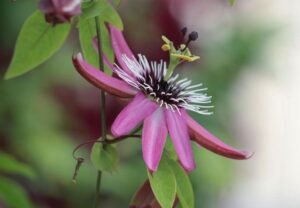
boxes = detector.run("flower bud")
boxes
[39,0,81,24]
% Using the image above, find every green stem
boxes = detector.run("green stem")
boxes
[95,15,107,144]
[165,57,180,79]
[94,13,107,208]
[94,171,102,207]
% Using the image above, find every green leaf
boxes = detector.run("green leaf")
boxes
[229,0,236,6]
[0,177,34,208]
[5,11,70,79]
[0,152,36,179]
[168,159,194,208]
[78,18,113,74]
[81,0,123,29]
[113,0,122,7]
[90,143,118,173]
[165,137,178,160]
[147,155,176,208]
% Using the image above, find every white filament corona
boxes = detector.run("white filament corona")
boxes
[113,54,213,115]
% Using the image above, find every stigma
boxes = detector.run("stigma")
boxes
[161,28,200,63]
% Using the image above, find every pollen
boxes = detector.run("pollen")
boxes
[161,44,171,51]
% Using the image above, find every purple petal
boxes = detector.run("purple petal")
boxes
[72,53,137,98]
[182,110,252,160]
[142,108,167,171]
[108,25,136,77]
[164,109,195,171]
[111,93,158,137]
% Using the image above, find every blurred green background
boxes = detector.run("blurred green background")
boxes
[0,0,271,207]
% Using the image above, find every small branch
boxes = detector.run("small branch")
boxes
[72,157,84,184]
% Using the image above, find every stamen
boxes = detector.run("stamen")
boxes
[181,27,188,37]
[189,31,199,42]
[182,31,199,51]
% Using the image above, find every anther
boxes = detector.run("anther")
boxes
[182,31,199,51]
[181,27,188,37]
[188,31,198,41]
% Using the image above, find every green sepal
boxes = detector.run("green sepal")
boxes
[147,155,177,208]
[167,158,195,208]
[90,142,119,173]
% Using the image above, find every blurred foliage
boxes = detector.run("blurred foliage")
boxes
[0,176,34,208]
[0,152,36,179]
[186,25,272,207]
[229,0,236,6]
[0,0,271,208]
[0,152,35,208]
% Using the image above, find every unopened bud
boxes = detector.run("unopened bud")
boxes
[39,0,81,25]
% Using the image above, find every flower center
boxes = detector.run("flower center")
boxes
[114,54,213,115]
[138,72,187,109]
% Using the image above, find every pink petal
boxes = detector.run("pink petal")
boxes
[108,25,134,58]
[111,93,158,137]
[164,109,196,171]
[142,108,167,171]
[108,25,136,77]
[182,110,252,160]
[72,53,137,98]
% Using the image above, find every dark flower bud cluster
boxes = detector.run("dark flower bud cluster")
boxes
[39,0,81,25]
